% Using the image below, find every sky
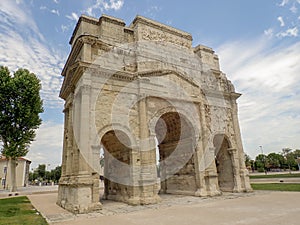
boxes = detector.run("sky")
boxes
[0,0,299,170]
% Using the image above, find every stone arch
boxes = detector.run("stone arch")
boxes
[97,123,138,149]
[101,129,134,203]
[154,111,198,195]
[149,106,200,139]
[213,134,235,192]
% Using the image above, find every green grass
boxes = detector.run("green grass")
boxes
[0,196,47,225]
[251,183,300,192]
[249,173,300,179]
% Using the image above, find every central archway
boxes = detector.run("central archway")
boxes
[155,112,197,195]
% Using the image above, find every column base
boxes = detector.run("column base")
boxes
[57,175,102,214]
[195,188,208,197]
[240,169,253,192]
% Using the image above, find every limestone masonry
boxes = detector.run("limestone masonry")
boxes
[58,14,252,214]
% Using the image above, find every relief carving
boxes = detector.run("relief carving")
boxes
[141,28,190,48]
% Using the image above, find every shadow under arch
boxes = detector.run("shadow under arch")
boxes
[101,129,134,203]
[154,111,198,195]
[213,134,235,192]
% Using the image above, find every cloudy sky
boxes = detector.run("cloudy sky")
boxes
[0,0,299,169]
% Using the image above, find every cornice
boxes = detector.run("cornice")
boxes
[131,15,193,41]
[138,69,199,88]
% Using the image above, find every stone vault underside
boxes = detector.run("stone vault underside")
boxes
[57,14,252,213]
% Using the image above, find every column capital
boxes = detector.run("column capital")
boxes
[80,84,92,95]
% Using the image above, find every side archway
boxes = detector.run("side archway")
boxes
[213,134,235,192]
[101,130,133,203]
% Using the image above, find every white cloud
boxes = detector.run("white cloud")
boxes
[66,12,79,21]
[264,28,274,37]
[107,0,123,10]
[217,38,300,158]
[51,9,59,16]
[271,1,300,39]
[27,122,63,170]
[277,16,285,27]
[53,0,59,3]
[290,5,298,13]
[277,27,298,37]
[39,5,60,16]
[143,5,162,18]
[0,0,40,35]
[61,24,68,32]
[279,0,289,6]
[85,0,124,16]
[0,0,64,108]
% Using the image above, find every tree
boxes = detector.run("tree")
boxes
[244,154,254,171]
[282,148,293,173]
[51,166,61,183]
[36,164,46,179]
[266,153,284,169]
[255,154,267,172]
[244,154,251,167]
[292,149,300,158]
[0,66,43,191]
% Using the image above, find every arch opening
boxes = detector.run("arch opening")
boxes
[101,130,132,202]
[155,112,197,195]
[214,134,234,192]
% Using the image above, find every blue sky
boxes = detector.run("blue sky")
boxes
[0,0,299,169]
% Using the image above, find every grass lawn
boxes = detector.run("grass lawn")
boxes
[0,196,47,225]
[251,183,300,192]
[249,173,300,179]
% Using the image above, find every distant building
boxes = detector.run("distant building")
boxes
[0,156,31,189]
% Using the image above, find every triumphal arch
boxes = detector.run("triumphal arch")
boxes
[58,14,252,213]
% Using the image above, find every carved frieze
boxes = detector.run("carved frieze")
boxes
[141,28,191,48]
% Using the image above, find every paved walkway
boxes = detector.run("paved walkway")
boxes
[26,191,300,225]
[0,185,58,199]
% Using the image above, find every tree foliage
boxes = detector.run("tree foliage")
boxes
[266,153,284,169]
[249,148,300,172]
[0,66,43,159]
[244,154,252,167]
[29,165,61,183]
[255,154,267,170]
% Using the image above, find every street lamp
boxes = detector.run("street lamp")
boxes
[259,146,263,155]
[259,145,267,174]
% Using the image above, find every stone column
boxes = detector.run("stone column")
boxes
[138,96,159,204]
[228,148,242,192]
[194,143,208,196]
[65,99,73,176]
[206,147,221,196]
[61,108,68,177]
[78,84,92,174]
[138,79,160,204]
[129,144,141,205]
[230,95,252,191]
[199,103,220,196]
[194,103,208,197]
